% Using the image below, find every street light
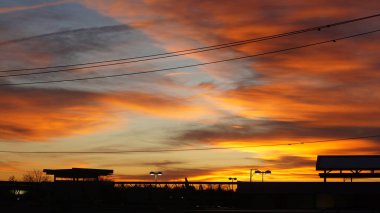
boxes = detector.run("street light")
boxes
[228,177,237,191]
[150,171,162,182]
[255,169,271,182]
[250,169,257,182]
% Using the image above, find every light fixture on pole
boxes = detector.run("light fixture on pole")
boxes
[228,177,237,191]
[255,169,271,182]
[150,171,162,182]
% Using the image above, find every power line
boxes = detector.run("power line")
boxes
[1,28,379,86]
[1,13,380,75]
[0,134,379,154]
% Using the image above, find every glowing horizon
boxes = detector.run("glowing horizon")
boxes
[1,0,380,182]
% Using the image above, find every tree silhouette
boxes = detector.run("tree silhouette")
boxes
[22,170,50,182]
[8,175,16,182]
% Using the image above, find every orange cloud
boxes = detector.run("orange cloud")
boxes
[215,81,380,127]
[0,87,113,141]
[3,0,379,181]
[81,0,380,87]
[0,161,22,173]
[100,91,211,119]
[81,1,380,181]
[0,87,210,141]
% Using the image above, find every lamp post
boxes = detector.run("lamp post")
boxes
[150,171,162,182]
[255,169,271,182]
[228,177,237,191]
[250,169,257,182]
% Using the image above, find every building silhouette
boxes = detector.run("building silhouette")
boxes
[43,168,113,182]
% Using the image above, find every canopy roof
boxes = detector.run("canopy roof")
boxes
[316,155,380,170]
[43,168,113,178]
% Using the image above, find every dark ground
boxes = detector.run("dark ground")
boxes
[2,182,380,213]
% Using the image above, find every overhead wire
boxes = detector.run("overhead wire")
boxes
[0,13,380,76]
[1,28,379,86]
[0,134,379,154]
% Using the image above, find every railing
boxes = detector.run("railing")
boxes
[0,181,238,191]
[113,181,237,191]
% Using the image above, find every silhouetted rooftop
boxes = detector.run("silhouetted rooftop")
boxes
[316,155,380,170]
[43,168,113,181]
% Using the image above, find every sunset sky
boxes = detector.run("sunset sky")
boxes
[1,0,380,182]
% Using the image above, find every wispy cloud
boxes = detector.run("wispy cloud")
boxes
[0,161,23,172]
[0,24,129,47]
[0,86,210,141]
[2,0,380,181]
[0,0,72,13]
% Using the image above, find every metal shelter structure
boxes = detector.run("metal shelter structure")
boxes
[316,155,380,182]
[43,168,113,182]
